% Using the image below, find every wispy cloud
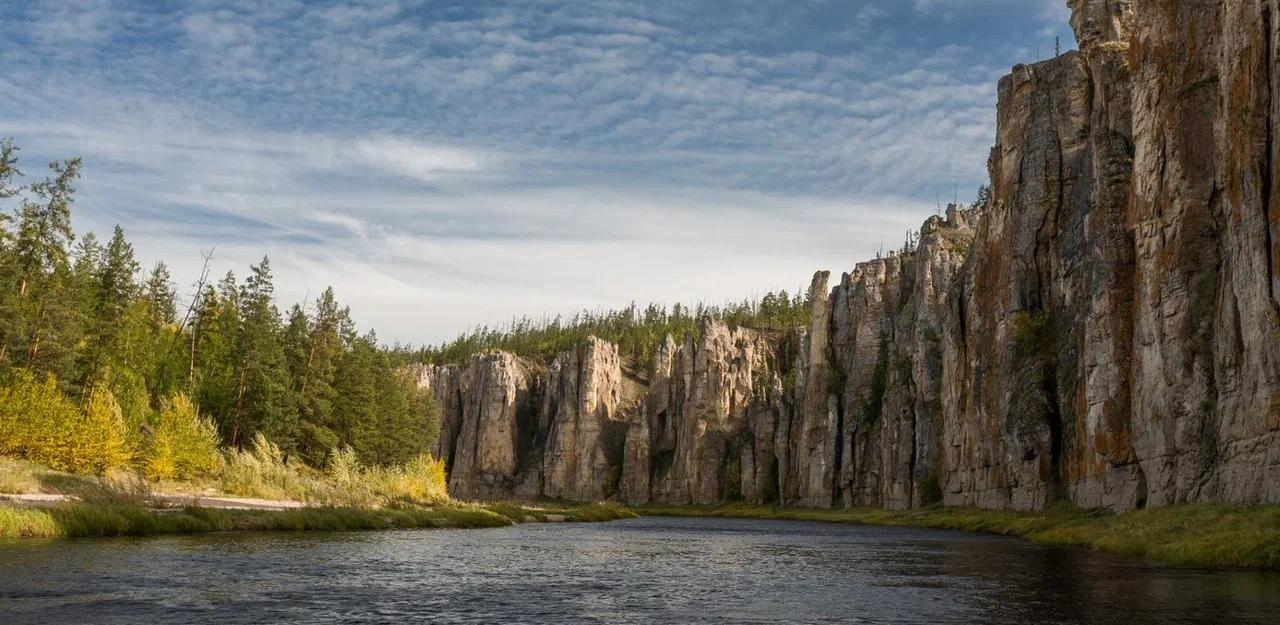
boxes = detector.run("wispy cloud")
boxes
[0,0,1074,343]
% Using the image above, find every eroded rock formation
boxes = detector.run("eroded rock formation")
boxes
[416,0,1279,512]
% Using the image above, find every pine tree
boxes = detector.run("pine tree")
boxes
[2,158,81,377]
[0,138,20,201]
[230,257,297,451]
[12,158,79,297]
[974,184,991,212]
[144,261,176,326]
[291,287,352,464]
[0,139,20,255]
[82,225,141,386]
[193,281,239,438]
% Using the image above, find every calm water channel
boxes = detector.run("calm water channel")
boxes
[1,515,1278,624]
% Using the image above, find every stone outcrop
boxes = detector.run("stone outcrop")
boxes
[415,338,641,501]
[414,0,1279,513]
[536,337,631,501]
[411,352,535,500]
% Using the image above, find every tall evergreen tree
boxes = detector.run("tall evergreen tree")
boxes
[2,158,81,377]
[193,280,238,437]
[0,138,20,201]
[143,261,176,326]
[0,138,19,249]
[331,332,379,462]
[230,257,296,450]
[291,288,352,464]
[83,225,140,386]
[11,158,79,297]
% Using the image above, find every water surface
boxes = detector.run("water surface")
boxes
[1,516,1278,624]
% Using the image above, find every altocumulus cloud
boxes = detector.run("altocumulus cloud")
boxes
[0,0,1075,344]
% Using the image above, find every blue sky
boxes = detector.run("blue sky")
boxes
[0,0,1075,344]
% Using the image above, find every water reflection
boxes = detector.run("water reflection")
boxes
[1,516,1277,624]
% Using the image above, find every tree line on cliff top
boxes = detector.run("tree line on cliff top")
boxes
[0,139,437,480]
[406,291,814,369]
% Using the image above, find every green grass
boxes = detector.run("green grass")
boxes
[0,499,636,540]
[0,502,520,539]
[0,506,62,538]
[636,502,1280,570]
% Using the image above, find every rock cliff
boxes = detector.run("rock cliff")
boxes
[415,0,1279,512]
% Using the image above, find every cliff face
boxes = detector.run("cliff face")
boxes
[1126,0,1280,505]
[415,0,1280,512]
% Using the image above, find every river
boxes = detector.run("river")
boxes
[1,516,1277,624]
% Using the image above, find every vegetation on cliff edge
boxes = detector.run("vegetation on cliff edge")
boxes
[408,291,814,368]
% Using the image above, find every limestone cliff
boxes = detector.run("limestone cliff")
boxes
[415,0,1279,512]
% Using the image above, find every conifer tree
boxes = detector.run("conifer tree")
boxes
[292,288,351,464]
[83,225,141,386]
[144,261,176,326]
[230,257,297,450]
[3,159,81,378]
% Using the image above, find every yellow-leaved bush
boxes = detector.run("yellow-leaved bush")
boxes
[142,393,220,481]
[398,453,448,504]
[219,437,449,507]
[319,448,449,507]
[0,371,132,474]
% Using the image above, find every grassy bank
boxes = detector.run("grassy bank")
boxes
[0,503,512,539]
[637,502,1280,570]
[0,500,635,540]
[1,453,635,541]
[1,443,451,510]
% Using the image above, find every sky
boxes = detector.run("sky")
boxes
[0,0,1076,345]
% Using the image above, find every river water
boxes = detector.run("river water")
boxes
[1,516,1277,624]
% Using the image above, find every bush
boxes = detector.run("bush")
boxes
[317,447,448,507]
[142,393,220,481]
[100,366,153,441]
[0,372,132,474]
[218,433,314,501]
[390,453,448,504]
[77,387,134,474]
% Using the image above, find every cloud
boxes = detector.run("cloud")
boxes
[0,0,1070,343]
[352,137,486,182]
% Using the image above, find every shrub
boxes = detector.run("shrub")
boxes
[317,447,448,508]
[0,371,74,465]
[0,372,132,474]
[319,446,376,507]
[100,366,153,441]
[76,387,134,474]
[396,453,449,504]
[143,393,220,481]
[218,433,315,501]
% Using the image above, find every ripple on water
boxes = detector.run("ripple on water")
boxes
[1,516,1279,624]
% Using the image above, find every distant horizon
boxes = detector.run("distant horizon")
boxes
[0,0,1075,344]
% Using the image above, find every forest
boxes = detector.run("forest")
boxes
[0,139,437,479]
